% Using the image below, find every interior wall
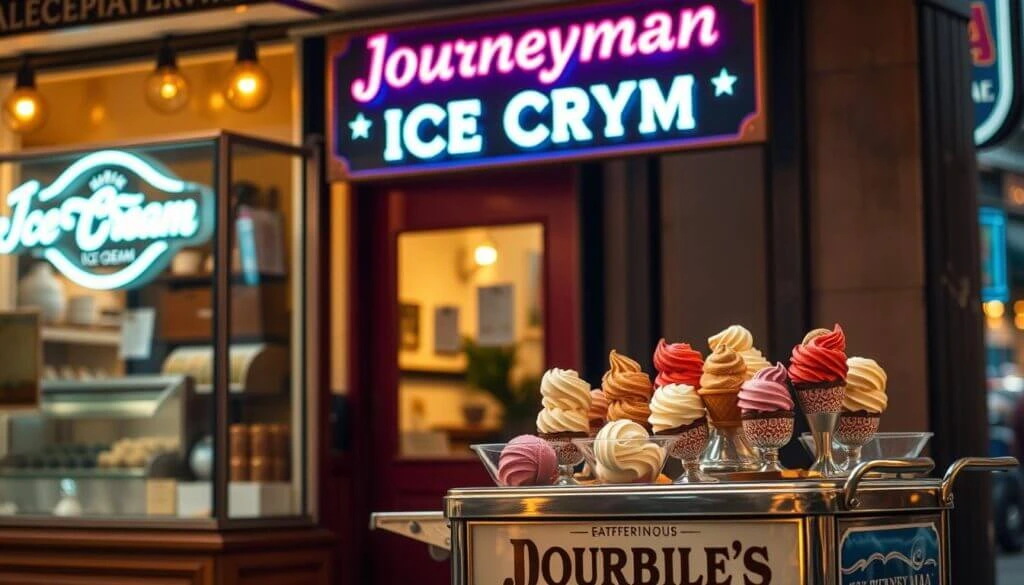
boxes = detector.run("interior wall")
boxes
[397,225,543,373]
[805,0,927,432]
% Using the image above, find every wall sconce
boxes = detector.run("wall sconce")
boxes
[458,240,498,281]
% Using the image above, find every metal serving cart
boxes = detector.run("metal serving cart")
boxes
[373,456,1018,585]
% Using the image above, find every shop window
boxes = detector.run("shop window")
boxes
[397,224,545,459]
[0,134,313,526]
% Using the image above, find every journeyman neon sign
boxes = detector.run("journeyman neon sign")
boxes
[0,150,213,290]
[330,0,765,178]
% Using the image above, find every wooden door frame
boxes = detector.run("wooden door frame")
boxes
[343,167,580,584]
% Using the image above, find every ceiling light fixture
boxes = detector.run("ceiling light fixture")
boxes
[145,36,190,114]
[3,57,47,134]
[225,28,271,112]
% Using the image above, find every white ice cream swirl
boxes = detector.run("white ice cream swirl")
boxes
[709,325,770,379]
[536,368,591,433]
[593,420,664,483]
[648,384,705,433]
[740,348,772,379]
[843,357,888,414]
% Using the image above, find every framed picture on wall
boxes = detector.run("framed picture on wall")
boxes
[0,310,42,411]
[434,306,460,355]
[399,303,421,350]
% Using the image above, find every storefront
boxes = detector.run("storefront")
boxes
[0,0,1005,584]
[0,2,335,584]
[305,1,1000,584]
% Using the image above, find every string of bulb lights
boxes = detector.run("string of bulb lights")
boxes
[1,29,272,134]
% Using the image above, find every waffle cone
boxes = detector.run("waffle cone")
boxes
[698,387,741,428]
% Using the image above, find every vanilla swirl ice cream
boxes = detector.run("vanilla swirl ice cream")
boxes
[843,357,888,414]
[536,368,592,434]
[593,420,664,483]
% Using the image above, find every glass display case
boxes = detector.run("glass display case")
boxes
[0,132,318,527]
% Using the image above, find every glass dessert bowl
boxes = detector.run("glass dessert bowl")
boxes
[573,436,672,485]
[799,431,934,473]
[471,437,559,487]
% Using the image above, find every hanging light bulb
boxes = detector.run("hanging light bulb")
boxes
[3,58,46,134]
[145,36,190,114]
[224,29,271,112]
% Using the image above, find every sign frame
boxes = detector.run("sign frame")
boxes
[836,518,944,585]
[327,0,767,181]
[465,518,806,585]
[971,0,1023,147]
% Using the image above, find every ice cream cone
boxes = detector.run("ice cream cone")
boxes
[698,387,741,428]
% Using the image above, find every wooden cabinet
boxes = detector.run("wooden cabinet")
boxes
[0,527,332,585]
[158,281,289,342]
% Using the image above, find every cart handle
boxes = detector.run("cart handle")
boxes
[940,456,1019,505]
[843,458,935,510]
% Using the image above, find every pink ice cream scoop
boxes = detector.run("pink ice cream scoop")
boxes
[738,363,795,413]
[497,435,558,486]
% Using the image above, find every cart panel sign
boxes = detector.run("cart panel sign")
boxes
[329,0,766,179]
[839,522,941,585]
[468,520,801,585]
[0,150,214,290]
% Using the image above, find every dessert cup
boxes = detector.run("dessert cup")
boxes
[834,411,881,473]
[656,417,716,483]
[697,388,758,472]
[793,381,845,477]
[573,436,672,485]
[741,411,795,472]
[539,432,586,486]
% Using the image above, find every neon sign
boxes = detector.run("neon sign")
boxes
[329,0,765,179]
[0,150,213,290]
[970,0,1021,147]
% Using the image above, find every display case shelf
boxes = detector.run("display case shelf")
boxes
[42,325,120,347]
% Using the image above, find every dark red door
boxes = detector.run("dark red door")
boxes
[356,167,580,584]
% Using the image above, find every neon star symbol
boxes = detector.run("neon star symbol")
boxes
[711,68,738,97]
[349,113,372,140]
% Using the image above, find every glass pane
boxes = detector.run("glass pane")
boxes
[0,141,217,520]
[397,224,545,459]
[226,141,303,518]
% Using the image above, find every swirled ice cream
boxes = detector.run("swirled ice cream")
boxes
[699,346,747,390]
[601,351,654,428]
[653,339,704,388]
[536,368,591,435]
[648,383,706,434]
[497,435,558,486]
[738,363,794,413]
[698,345,747,428]
[788,324,848,387]
[843,357,888,414]
[593,420,664,483]
[588,389,608,435]
[708,325,771,378]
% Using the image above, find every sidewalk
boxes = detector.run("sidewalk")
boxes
[998,552,1024,584]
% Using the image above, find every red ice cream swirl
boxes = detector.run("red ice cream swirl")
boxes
[653,339,704,387]
[788,341,847,385]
